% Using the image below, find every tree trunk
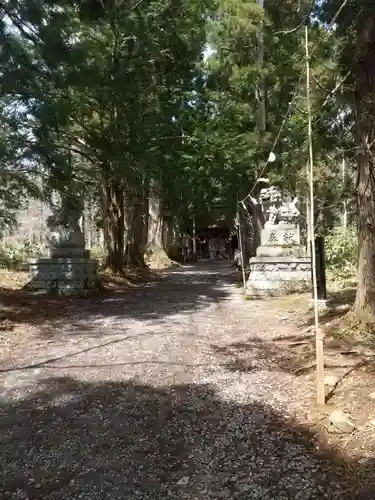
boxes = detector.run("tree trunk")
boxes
[125,189,146,267]
[247,198,264,256]
[147,177,164,249]
[143,181,150,249]
[354,17,375,322]
[101,179,125,273]
[192,216,197,256]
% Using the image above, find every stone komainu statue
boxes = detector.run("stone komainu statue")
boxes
[46,195,86,256]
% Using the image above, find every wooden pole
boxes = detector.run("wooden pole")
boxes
[192,216,197,256]
[256,0,266,178]
[237,202,247,294]
[305,23,325,406]
[305,162,312,255]
[342,158,347,227]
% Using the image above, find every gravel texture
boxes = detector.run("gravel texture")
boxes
[0,262,360,499]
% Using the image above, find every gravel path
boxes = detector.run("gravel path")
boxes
[0,262,359,499]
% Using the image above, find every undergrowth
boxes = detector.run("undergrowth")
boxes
[0,241,43,270]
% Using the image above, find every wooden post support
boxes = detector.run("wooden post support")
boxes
[305,23,325,406]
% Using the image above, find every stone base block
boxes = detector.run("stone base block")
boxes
[256,245,306,258]
[247,256,311,297]
[50,248,90,259]
[25,258,99,295]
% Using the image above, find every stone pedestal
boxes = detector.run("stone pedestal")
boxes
[246,185,312,297]
[26,257,99,295]
[24,193,101,295]
[247,222,311,297]
[24,202,100,295]
[247,255,311,297]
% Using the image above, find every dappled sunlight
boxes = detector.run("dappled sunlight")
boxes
[0,377,368,499]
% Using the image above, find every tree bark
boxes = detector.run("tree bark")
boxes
[125,189,146,267]
[147,177,164,249]
[101,179,125,273]
[247,198,264,257]
[354,17,375,322]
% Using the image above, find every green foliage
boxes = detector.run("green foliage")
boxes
[0,0,361,275]
[0,0,214,245]
[89,245,106,266]
[0,241,43,270]
[0,98,42,230]
[325,226,357,275]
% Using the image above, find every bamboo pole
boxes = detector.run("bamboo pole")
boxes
[256,0,266,179]
[342,158,347,227]
[237,202,247,294]
[305,23,325,406]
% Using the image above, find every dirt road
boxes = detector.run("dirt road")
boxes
[0,262,360,499]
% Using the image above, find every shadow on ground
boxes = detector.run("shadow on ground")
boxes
[212,330,375,379]
[0,263,236,339]
[263,288,375,376]
[301,287,356,328]
[0,376,372,499]
[270,288,357,331]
